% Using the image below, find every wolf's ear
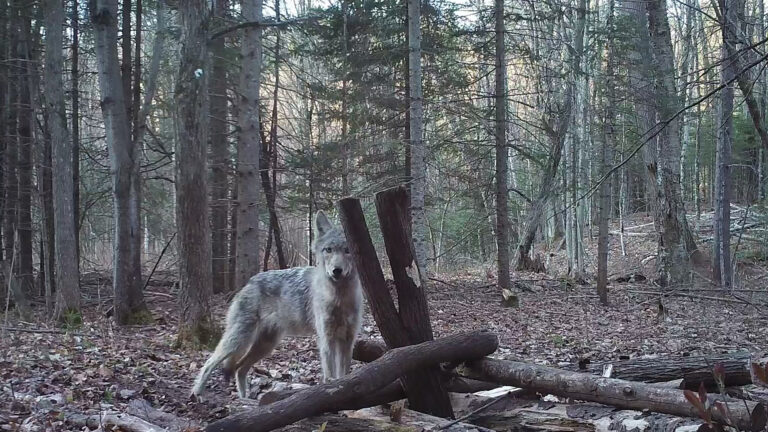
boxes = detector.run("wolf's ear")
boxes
[315,211,332,237]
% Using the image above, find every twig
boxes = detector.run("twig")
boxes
[209,16,319,40]
[143,232,176,292]
[438,391,512,430]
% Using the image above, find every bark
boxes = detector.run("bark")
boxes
[338,196,453,417]
[646,0,699,286]
[205,330,499,432]
[235,0,263,289]
[175,0,216,346]
[597,0,613,306]
[121,0,132,129]
[47,0,81,318]
[3,3,17,293]
[72,0,81,269]
[460,358,767,431]
[90,0,148,325]
[494,0,510,291]
[374,186,452,417]
[408,0,428,273]
[16,10,32,296]
[714,0,737,289]
[574,351,753,390]
[210,0,230,293]
[41,111,55,308]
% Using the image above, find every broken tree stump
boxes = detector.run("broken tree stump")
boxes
[373,185,452,417]
[574,351,752,390]
[338,195,453,417]
[205,330,498,432]
[459,358,767,431]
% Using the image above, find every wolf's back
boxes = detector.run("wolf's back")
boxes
[227,266,317,336]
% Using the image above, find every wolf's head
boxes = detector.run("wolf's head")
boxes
[314,211,355,282]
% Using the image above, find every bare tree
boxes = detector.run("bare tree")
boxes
[408,0,428,272]
[175,0,217,346]
[210,0,231,293]
[646,0,700,286]
[89,0,149,324]
[235,0,263,289]
[45,0,80,319]
[494,0,510,291]
[17,6,33,295]
[713,0,738,289]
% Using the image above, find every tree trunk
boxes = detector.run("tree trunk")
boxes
[210,0,231,293]
[597,0,613,306]
[494,0,510,291]
[175,0,217,347]
[374,186,453,417]
[46,0,81,319]
[71,0,81,271]
[90,0,148,325]
[16,9,33,298]
[235,0,263,289]
[408,0,428,273]
[460,358,766,431]
[714,0,737,288]
[3,3,17,299]
[646,0,699,286]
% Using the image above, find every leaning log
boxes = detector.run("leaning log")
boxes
[205,330,498,432]
[573,351,752,390]
[459,358,767,431]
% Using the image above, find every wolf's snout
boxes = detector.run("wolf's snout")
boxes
[332,268,343,278]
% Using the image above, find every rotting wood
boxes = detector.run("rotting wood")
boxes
[205,330,498,432]
[459,357,767,430]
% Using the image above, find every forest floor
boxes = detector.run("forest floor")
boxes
[2,212,768,431]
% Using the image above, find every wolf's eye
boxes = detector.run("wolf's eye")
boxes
[323,247,333,253]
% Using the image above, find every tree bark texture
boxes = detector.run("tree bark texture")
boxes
[210,0,231,293]
[16,10,32,297]
[494,0,510,291]
[175,0,216,346]
[47,0,81,318]
[235,0,263,289]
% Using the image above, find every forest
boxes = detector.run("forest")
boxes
[3,0,768,430]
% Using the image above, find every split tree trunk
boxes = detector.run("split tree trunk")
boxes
[174,0,216,346]
[47,0,81,319]
[339,194,454,417]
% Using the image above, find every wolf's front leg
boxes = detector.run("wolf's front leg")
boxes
[316,325,335,382]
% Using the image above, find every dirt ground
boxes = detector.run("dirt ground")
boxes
[2,213,768,430]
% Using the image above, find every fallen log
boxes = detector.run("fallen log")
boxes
[272,408,494,432]
[126,399,201,432]
[205,330,498,432]
[68,411,166,432]
[259,374,500,406]
[574,351,752,390]
[459,358,767,431]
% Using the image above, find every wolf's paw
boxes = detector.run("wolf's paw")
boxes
[189,391,204,403]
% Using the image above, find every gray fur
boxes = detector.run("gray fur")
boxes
[191,211,363,399]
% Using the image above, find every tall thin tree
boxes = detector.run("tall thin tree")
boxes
[45,0,80,319]
[235,0,263,289]
[494,0,510,291]
[175,0,217,346]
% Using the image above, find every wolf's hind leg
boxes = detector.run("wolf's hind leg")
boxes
[191,321,258,397]
[234,329,280,398]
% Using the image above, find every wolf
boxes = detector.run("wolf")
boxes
[191,211,363,399]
